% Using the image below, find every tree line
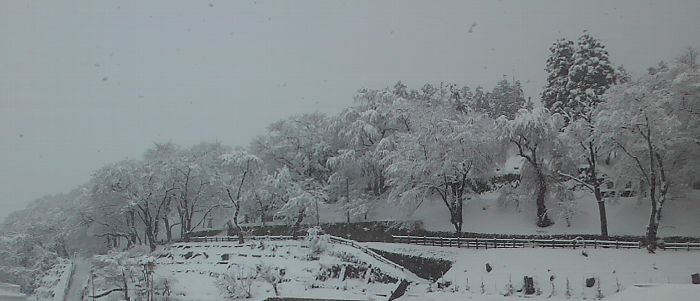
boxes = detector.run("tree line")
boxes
[4,32,698,254]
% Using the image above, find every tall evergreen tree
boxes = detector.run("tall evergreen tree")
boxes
[564,31,617,122]
[542,38,576,115]
[489,77,526,119]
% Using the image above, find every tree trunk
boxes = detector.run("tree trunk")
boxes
[594,186,609,238]
[346,177,351,224]
[162,217,172,242]
[291,208,305,239]
[588,143,609,238]
[233,205,244,244]
[535,168,553,227]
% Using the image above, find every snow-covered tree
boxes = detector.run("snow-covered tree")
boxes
[218,149,264,243]
[559,117,611,237]
[251,112,335,185]
[497,108,566,227]
[168,143,229,241]
[386,100,501,234]
[564,31,617,122]
[543,38,576,115]
[489,77,527,119]
[596,63,692,252]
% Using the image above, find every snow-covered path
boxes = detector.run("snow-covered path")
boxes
[64,259,90,301]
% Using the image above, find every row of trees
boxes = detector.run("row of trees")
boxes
[4,35,697,255]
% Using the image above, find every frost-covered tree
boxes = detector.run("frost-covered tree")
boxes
[168,143,229,241]
[218,149,264,243]
[497,108,566,227]
[251,112,336,186]
[559,117,611,237]
[596,63,693,252]
[89,160,161,251]
[327,86,415,222]
[386,100,501,234]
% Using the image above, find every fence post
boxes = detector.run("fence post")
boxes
[457,237,461,248]
[423,236,427,246]
[494,238,497,249]
[616,240,619,249]
[594,239,598,249]
[512,238,516,248]
[552,239,555,249]
[476,238,479,250]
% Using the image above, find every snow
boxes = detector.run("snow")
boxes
[27,260,73,301]
[0,283,26,300]
[368,190,700,237]
[365,242,700,300]
[603,284,700,301]
[144,237,420,300]
[63,259,90,301]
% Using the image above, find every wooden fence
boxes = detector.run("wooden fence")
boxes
[187,235,700,251]
[392,235,700,251]
[189,235,296,243]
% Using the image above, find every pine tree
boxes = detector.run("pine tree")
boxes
[542,38,575,115]
[489,77,526,119]
[473,86,489,114]
[564,31,617,122]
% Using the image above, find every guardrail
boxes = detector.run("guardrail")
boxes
[392,235,700,251]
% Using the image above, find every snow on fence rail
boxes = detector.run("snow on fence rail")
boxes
[392,235,700,251]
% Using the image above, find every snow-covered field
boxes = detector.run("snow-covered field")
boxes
[366,242,700,300]
[132,238,418,300]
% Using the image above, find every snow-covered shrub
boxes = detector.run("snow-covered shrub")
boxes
[0,233,63,294]
[306,226,328,255]
[216,268,255,300]
[256,263,284,296]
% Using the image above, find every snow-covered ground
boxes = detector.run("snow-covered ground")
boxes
[27,259,72,301]
[366,242,700,300]
[242,189,700,238]
[63,259,90,301]
[350,190,700,237]
[124,237,419,300]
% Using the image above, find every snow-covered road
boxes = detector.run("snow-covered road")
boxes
[64,259,90,301]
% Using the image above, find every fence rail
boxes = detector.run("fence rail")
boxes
[327,235,407,273]
[392,235,700,251]
[189,235,297,243]
[186,234,700,251]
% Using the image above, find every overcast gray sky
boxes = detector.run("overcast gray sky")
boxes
[1,0,698,221]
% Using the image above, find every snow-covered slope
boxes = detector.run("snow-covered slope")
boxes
[366,242,700,300]
[370,190,700,237]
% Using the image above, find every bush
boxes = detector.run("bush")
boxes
[216,268,255,299]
